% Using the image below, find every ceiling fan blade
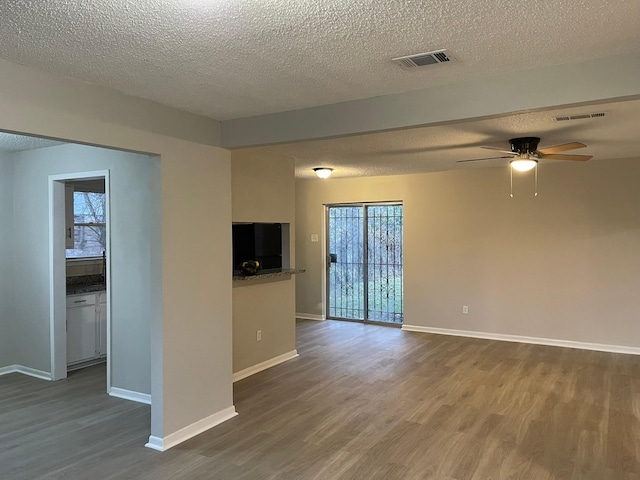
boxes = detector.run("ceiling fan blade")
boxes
[536,142,586,154]
[456,155,514,163]
[539,153,592,161]
[481,146,514,155]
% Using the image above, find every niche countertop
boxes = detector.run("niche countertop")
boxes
[233,268,305,283]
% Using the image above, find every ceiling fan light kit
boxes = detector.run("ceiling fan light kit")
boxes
[456,136,592,197]
[510,158,538,172]
[510,158,539,198]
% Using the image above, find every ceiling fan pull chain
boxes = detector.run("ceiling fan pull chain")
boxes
[534,162,538,197]
[510,167,514,198]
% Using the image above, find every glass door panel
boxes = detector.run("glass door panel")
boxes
[327,203,403,324]
[327,206,364,320]
[367,205,403,324]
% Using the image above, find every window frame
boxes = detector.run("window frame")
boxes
[65,190,108,259]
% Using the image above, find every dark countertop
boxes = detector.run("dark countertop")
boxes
[67,283,107,295]
[233,268,305,282]
[67,274,106,295]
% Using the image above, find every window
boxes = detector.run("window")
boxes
[65,191,106,258]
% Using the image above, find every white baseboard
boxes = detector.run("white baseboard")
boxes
[109,387,152,405]
[401,324,640,356]
[145,436,164,452]
[296,313,326,321]
[145,406,238,452]
[19,366,53,380]
[233,350,299,383]
[0,365,53,380]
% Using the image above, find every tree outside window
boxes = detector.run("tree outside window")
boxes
[65,192,106,258]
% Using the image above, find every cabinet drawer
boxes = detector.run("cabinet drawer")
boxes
[98,291,107,304]
[66,293,97,308]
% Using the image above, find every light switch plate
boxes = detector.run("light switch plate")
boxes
[311,234,319,243]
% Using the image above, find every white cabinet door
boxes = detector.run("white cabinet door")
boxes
[98,299,107,356]
[67,303,98,364]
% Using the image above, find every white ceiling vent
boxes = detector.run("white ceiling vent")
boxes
[392,49,454,69]
[553,112,606,122]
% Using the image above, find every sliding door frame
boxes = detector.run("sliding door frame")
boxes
[324,201,403,326]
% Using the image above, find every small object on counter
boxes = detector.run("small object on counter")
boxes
[240,260,260,276]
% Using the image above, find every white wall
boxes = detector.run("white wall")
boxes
[0,58,233,447]
[11,144,155,393]
[296,157,640,350]
[0,153,14,367]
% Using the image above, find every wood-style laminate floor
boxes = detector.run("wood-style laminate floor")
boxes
[1,319,640,479]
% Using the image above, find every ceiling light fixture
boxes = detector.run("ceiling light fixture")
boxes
[313,167,333,179]
[509,157,539,198]
[510,158,538,172]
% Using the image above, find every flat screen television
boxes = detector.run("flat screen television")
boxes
[232,223,282,271]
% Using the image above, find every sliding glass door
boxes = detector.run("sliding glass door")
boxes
[326,203,403,325]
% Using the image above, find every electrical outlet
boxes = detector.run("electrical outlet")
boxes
[462,305,469,315]
[257,330,262,341]
[311,234,319,243]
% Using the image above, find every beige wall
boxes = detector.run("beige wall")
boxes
[160,142,232,436]
[233,279,296,372]
[222,52,640,148]
[231,148,296,224]
[0,58,232,445]
[0,58,221,147]
[296,157,640,348]
[231,149,297,373]
[67,259,104,277]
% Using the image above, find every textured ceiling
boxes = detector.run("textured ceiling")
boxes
[257,99,640,179]
[0,0,638,120]
[0,132,65,152]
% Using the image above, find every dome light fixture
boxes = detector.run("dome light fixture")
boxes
[313,167,334,179]
[510,158,538,172]
[509,157,539,198]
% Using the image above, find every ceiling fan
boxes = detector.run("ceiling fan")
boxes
[457,137,592,171]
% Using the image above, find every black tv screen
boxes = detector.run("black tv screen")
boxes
[233,223,282,271]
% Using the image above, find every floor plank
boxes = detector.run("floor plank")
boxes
[1,319,639,479]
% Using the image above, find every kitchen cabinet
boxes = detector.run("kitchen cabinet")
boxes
[67,291,107,367]
[98,292,107,356]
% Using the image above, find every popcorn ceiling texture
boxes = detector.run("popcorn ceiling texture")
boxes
[0,132,64,152]
[0,1,638,120]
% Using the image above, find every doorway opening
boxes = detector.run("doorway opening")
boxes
[326,203,403,325]
[64,178,108,372]
[49,170,111,390]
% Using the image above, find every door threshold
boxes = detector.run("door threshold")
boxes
[327,317,403,328]
[67,357,106,372]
